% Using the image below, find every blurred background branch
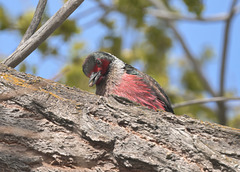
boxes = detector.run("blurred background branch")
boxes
[147,5,240,22]
[173,97,240,108]
[217,0,238,125]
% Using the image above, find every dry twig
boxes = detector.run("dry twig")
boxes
[173,97,240,108]
[1,0,84,68]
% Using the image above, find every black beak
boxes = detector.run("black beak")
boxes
[89,71,101,87]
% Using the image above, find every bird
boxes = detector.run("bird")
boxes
[82,51,174,113]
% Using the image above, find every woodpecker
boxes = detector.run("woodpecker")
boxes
[82,51,174,113]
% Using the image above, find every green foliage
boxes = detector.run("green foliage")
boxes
[38,42,48,55]
[99,18,115,29]
[146,25,172,56]
[19,63,37,74]
[0,6,10,30]
[228,114,240,129]
[182,70,204,93]
[60,57,92,92]
[199,46,214,65]
[19,63,27,73]
[17,11,35,35]
[53,19,80,41]
[102,36,122,58]
[183,0,204,16]
[114,0,150,27]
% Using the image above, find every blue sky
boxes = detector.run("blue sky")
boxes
[0,0,239,113]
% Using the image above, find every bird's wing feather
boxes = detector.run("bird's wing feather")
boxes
[121,64,174,113]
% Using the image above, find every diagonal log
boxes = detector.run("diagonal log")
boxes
[0,64,239,172]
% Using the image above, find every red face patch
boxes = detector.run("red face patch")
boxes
[89,59,110,76]
[88,58,111,85]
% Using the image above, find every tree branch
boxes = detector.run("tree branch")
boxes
[147,5,240,22]
[173,96,240,108]
[1,63,240,171]
[148,0,217,97]
[18,0,47,47]
[1,0,84,68]
[219,0,237,96]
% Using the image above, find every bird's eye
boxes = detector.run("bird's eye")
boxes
[96,60,102,67]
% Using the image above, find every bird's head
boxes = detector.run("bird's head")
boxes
[82,51,116,87]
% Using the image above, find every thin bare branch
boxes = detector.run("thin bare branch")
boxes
[147,2,240,22]
[219,0,237,96]
[147,5,240,22]
[148,0,217,97]
[173,97,240,108]
[18,0,47,47]
[1,0,84,68]
[73,5,100,20]
[51,68,70,81]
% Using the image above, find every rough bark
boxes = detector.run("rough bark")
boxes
[0,64,239,172]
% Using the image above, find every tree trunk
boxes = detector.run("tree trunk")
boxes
[0,64,239,172]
